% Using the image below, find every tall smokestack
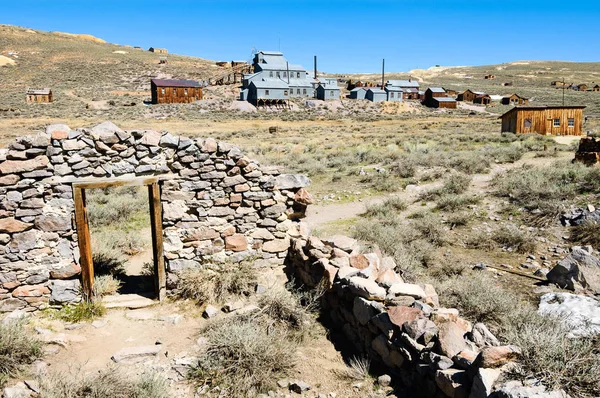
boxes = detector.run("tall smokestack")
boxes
[314,55,317,79]
[382,59,385,88]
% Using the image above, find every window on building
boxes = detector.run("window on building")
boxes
[297,72,300,78]
[276,72,280,78]
[524,118,532,128]
[284,90,288,95]
[390,92,394,98]
[297,89,300,94]
[283,72,287,78]
[269,71,273,77]
[161,88,165,95]
[553,118,561,127]
[330,91,334,96]
[265,90,270,96]
[173,88,177,95]
[303,89,307,95]
[184,89,188,95]
[568,118,575,127]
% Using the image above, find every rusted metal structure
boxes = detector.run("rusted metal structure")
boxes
[150,79,203,104]
[501,94,529,105]
[574,137,600,165]
[149,47,168,54]
[500,105,585,135]
[26,88,53,103]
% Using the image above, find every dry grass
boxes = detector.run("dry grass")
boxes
[491,224,537,254]
[93,275,122,297]
[0,322,42,386]
[191,315,296,396]
[176,262,257,306]
[39,367,169,398]
[571,221,600,248]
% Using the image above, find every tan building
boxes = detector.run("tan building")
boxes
[26,88,53,103]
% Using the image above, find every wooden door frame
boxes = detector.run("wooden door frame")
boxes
[72,176,166,301]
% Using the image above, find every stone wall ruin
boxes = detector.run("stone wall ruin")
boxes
[0,121,311,312]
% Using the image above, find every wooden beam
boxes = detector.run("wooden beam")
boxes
[73,176,160,190]
[73,187,94,300]
[148,182,166,301]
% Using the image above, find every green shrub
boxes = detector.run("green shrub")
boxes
[571,221,600,248]
[436,193,481,211]
[55,301,106,323]
[492,224,537,253]
[40,368,169,398]
[363,196,407,218]
[0,322,42,386]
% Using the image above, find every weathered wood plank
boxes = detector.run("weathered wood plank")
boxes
[73,187,94,300]
[148,182,166,301]
[73,176,160,189]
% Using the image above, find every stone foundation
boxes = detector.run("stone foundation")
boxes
[287,234,529,398]
[0,121,310,312]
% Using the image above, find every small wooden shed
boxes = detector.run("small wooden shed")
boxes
[473,94,491,105]
[423,87,447,107]
[592,85,600,92]
[457,89,478,102]
[431,97,457,109]
[500,105,585,135]
[26,88,53,103]
[150,79,202,104]
[576,84,588,91]
[501,94,529,106]
[484,74,496,80]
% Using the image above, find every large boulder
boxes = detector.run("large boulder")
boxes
[538,292,600,337]
[546,246,600,292]
[50,280,80,304]
[274,174,311,190]
[492,381,570,398]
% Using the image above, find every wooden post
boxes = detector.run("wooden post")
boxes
[73,187,94,300]
[148,182,166,301]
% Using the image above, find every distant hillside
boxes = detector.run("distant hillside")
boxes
[0,24,224,118]
[349,60,600,114]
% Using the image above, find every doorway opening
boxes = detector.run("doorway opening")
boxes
[73,177,166,302]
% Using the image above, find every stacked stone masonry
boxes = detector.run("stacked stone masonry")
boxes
[0,121,311,312]
[574,136,600,165]
[287,234,561,398]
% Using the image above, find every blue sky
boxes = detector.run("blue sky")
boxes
[2,1,599,73]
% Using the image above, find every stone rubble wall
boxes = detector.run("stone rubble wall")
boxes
[574,137,600,166]
[0,121,311,312]
[287,234,526,398]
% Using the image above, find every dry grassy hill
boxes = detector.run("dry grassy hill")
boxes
[349,61,600,114]
[0,24,221,118]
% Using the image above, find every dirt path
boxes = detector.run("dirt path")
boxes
[305,152,573,232]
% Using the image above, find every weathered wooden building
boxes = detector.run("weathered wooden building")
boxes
[457,89,483,102]
[431,97,457,109]
[422,87,446,107]
[384,86,404,102]
[473,94,491,105]
[149,47,168,54]
[593,85,600,92]
[386,79,420,99]
[365,88,387,103]
[26,88,53,103]
[349,87,367,100]
[484,74,496,80]
[443,88,458,97]
[577,84,588,91]
[150,79,203,104]
[500,105,585,135]
[316,83,341,100]
[501,94,529,106]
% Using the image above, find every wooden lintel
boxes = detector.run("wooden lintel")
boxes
[73,176,161,189]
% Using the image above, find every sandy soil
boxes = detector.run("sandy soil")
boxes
[0,55,16,66]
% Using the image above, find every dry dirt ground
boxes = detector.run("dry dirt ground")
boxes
[27,268,379,397]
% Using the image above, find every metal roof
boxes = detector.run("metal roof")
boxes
[250,80,290,89]
[499,105,586,119]
[351,87,367,92]
[434,98,457,102]
[368,88,386,94]
[151,79,201,88]
[258,64,306,71]
[258,51,283,56]
[26,88,51,95]
[387,80,419,88]
[385,86,403,92]
[428,87,446,93]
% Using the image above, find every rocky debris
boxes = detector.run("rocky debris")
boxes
[574,136,600,166]
[0,122,311,312]
[377,374,392,387]
[203,305,219,318]
[546,246,600,292]
[286,233,527,397]
[111,345,162,364]
[289,380,311,393]
[492,380,570,398]
[538,292,600,337]
[102,294,155,309]
[2,386,32,398]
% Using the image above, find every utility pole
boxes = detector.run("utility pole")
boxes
[381,59,385,88]
[562,77,565,106]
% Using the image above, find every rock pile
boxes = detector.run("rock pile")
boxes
[546,246,600,293]
[0,122,310,312]
[287,234,528,398]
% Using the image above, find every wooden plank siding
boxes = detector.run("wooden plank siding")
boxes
[151,85,202,104]
[501,107,585,135]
